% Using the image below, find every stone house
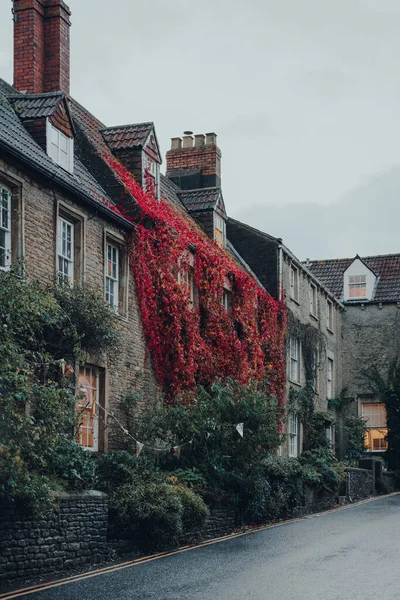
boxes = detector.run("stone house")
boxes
[226,219,343,457]
[1,0,275,453]
[309,254,400,456]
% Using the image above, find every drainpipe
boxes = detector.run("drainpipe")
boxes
[277,240,283,302]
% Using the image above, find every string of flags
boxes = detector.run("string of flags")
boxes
[22,356,247,457]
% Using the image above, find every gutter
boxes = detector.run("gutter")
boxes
[0,140,134,232]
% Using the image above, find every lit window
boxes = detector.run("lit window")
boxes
[327,299,334,331]
[327,358,334,398]
[290,266,299,301]
[349,275,367,298]
[0,185,11,270]
[362,403,388,452]
[57,216,74,285]
[215,214,225,248]
[47,120,74,173]
[78,366,99,451]
[310,283,318,317]
[290,338,300,383]
[105,243,119,311]
[289,412,298,457]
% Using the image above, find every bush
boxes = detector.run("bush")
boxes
[95,451,161,493]
[174,485,209,532]
[46,439,96,491]
[110,482,184,550]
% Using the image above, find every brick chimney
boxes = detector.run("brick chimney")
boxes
[166,132,221,190]
[13,0,71,95]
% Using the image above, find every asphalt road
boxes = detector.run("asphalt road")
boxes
[6,495,400,600]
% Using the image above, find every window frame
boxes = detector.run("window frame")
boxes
[214,213,226,249]
[327,299,334,332]
[348,274,367,299]
[310,282,318,318]
[56,202,85,287]
[289,412,298,458]
[327,357,334,399]
[290,265,299,302]
[0,184,12,271]
[362,402,388,453]
[105,242,119,312]
[104,231,129,318]
[57,215,74,285]
[47,119,74,173]
[289,337,301,384]
[77,365,106,453]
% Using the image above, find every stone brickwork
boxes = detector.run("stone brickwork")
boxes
[342,304,400,399]
[0,491,108,584]
[345,468,373,500]
[0,154,159,451]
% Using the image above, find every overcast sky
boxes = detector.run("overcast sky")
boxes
[1,0,400,260]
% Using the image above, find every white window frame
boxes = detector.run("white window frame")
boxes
[289,338,300,384]
[327,299,334,331]
[290,265,299,302]
[362,403,388,453]
[47,119,74,173]
[310,283,318,317]
[57,216,74,285]
[105,242,119,311]
[289,412,298,458]
[348,274,367,299]
[214,213,226,248]
[0,185,12,270]
[143,153,160,201]
[327,424,335,451]
[78,366,100,452]
[177,249,195,310]
[327,358,334,399]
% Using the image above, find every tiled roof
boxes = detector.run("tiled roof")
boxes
[8,92,65,119]
[178,188,221,212]
[101,123,154,150]
[160,174,184,207]
[307,254,400,303]
[0,79,131,228]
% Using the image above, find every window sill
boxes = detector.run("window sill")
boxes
[290,297,300,306]
[310,313,319,322]
[327,327,335,335]
[289,380,302,388]
[113,311,129,324]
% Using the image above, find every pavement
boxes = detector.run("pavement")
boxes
[2,494,400,600]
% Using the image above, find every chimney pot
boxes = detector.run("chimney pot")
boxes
[182,135,194,149]
[205,132,217,146]
[194,134,205,148]
[171,137,182,150]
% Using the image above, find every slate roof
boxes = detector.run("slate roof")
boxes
[178,188,221,212]
[8,92,65,119]
[160,174,184,207]
[0,79,131,229]
[101,123,154,150]
[307,254,400,303]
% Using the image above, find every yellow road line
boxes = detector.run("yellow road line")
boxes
[1,491,399,599]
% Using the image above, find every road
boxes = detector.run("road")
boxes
[4,495,400,600]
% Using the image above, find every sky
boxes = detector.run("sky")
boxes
[1,0,400,260]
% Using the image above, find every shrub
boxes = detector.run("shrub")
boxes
[46,439,96,490]
[174,485,209,532]
[95,451,161,493]
[110,482,184,550]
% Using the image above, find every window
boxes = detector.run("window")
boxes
[327,299,334,331]
[47,120,74,173]
[327,358,334,398]
[57,216,74,285]
[222,289,233,314]
[144,154,160,200]
[314,349,320,390]
[289,412,298,458]
[362,403,388,452]
[78,366,100,451]
[290,338,300,383]
[290,266,299,301]
[214,214,225,249]
[349,274,367,298]
[105,242,119,311]
[327,425,335,451]
[310,283,318,317]
[177,249,197,310]
[0,185,11,270]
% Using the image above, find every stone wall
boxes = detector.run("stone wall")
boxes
[0,491,108,584]
[345,468,374,500]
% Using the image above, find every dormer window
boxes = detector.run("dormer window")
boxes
[349,275,367,298]
[144,155,160,201]
[215,214,225,248]
[47,120,74,173]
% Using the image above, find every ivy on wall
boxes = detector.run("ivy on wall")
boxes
[105,156,287,401]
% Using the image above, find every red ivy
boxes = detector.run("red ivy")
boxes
[105,155,287,403]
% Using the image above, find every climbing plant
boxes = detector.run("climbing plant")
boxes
[105,155,287,402]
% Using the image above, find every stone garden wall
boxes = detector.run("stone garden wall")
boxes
[345,467,374,500]
[0,491,108,583]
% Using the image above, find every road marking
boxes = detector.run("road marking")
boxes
[1,491,399,599]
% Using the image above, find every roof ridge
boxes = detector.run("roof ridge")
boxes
[228,217,280,243]
[178,187,221,194]
[8,91,66,99]
[100,122,154,132]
